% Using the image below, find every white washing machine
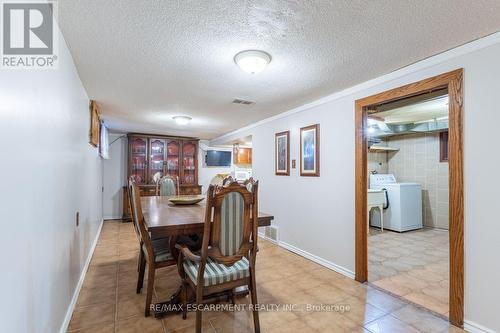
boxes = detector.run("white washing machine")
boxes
[369,174,422,232]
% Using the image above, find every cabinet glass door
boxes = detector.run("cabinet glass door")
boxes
[166,140,180,179]
[182,141,196,184]
[130,137,147,184]
[148,138,166,183]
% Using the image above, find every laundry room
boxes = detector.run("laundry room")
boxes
[366,89,451,317]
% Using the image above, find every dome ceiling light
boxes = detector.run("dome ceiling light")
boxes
[173,115,192,125]
[234,50,272,74]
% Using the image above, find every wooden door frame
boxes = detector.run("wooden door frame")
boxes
[354,69,464,327]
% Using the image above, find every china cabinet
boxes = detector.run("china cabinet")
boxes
[123,133,201,219]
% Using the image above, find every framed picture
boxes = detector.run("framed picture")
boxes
[275,131,290,176]
[89,100,100,147]
[300,124,320,176]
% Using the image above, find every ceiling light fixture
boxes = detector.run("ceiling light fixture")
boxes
[173,116,192,125]
[234,50,271,74]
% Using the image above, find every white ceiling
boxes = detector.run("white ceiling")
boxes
[58,1,500,139]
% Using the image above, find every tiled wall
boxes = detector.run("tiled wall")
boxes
[368,151,388,177]
[387,133,449,229]
[368,138,389,184]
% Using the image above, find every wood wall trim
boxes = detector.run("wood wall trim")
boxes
[354,69,464,327]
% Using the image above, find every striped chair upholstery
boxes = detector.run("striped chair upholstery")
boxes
[219,192,245,256]
[142,239,174,262]
[183,257,250,286]
[159,177,176,196]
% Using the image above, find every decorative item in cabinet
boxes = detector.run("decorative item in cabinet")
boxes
[182,141,197,184]
[166,139,181,179]
[130,136,148,184]
[148,138,166,183]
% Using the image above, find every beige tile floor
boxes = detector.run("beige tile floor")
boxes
[368,227,449,316]
[68,221,463,332]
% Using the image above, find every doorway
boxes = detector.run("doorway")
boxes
[354,69,464,327]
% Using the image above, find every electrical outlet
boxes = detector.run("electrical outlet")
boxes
[76,212,80,227]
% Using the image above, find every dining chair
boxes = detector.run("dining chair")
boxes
[156,175,179,196]
[209,173,230,186]
[129,180,177,316]
[176,180,260,333]
[243,177,256,192]
[222,175,235,186]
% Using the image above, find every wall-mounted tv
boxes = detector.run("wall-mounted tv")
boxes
[206,150,231,167]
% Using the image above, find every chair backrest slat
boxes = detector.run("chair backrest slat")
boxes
[220,192,245,256]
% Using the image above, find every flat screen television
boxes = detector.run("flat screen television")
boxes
[206,150,231,167]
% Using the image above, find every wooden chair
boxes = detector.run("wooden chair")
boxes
[222,175,235,186]
[208,173,230,186]
[129,179,177,316]
[243,177,256,192]
[176,180,260,333]
[156,175,179,196]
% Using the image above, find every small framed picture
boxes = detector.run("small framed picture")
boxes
[275,131,290,176]
[300,124,320,176]
[89,100,100,147]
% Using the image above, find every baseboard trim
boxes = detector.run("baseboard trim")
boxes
[278,240,355,280]
[103,215,122,220]
[59,219,104,333]
[464,320,498,333]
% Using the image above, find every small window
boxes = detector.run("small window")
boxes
[99,122,109,159]
[440,131,448,162]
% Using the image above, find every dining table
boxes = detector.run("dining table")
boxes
[140,195,274,317]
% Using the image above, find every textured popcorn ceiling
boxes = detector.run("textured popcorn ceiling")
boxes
[58,1,500,139]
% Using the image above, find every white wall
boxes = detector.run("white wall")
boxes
[103,133,127,219]
[0,23,103,333]
[211,34,500,332]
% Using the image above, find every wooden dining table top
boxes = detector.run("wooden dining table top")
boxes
[141,196,274,237]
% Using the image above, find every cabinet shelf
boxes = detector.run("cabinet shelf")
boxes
[369,145,399,152]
